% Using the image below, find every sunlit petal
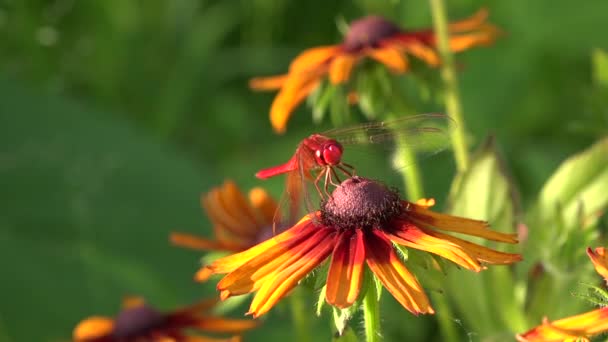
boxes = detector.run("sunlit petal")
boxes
[170,232,244,252]
[365,230,434,315]
[387,222,483,271]
[406,202,518,243]
[326,229,366,308]
[517,307,608,342]
[587,247,608,280]
[248,230,337,317]
[73,316,114,341]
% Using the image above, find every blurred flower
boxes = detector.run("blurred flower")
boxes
[198,176,521,317]
[587,247,608,281]
[517,247,608,342]
[171,180,278,254]
[250,9,498,133]
[73,297,258,342]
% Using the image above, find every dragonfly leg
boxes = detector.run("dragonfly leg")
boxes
[323,168,332,198]
[313,170,326,198]
[329,166,342,186]
[337,162,356,177]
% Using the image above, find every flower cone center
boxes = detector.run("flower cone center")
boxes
[321,176,402,230]
[343,16,401,52]
[113,304,165,338]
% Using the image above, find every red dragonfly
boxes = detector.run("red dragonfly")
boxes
[256,113,453,224]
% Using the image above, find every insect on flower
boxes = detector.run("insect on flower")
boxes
[255,113,453,224]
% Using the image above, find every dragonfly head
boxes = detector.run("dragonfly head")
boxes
[315,141,343,166]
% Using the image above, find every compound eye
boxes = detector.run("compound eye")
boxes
[323,144,343,165]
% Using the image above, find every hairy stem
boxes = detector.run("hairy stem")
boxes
[363,282,381,342]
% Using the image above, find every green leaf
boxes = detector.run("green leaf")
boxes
[592,49,608,87]
[537,137,608,230]
[444,139,526,336]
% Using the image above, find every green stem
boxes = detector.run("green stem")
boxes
[289,288,311,342]
[394,138,423,200]
[363,282,381,342]
[429,0,470,172]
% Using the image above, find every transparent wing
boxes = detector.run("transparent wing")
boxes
[324,113,454,155]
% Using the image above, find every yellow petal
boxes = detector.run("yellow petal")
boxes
[587,247,608,281]
[326,229,365,308]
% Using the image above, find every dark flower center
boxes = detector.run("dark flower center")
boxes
[343,16,402,53]
[321,176,402,230]
[113,304,165,338]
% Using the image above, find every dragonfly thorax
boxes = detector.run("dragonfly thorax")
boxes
[314,141,343,166]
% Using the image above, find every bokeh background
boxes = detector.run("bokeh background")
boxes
[1,0,607,341]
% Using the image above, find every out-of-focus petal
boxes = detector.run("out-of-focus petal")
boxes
[326,229,366,308]
[73,316,114,341]
[367,46,409,72]
[248,187,278,225]
[329,54,357,84]
[170,232,244,252]
[249,75,288,90]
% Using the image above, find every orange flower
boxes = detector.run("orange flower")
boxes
[198,177,521,317]
[250,9,498,133]
[587,247,608,281]
[516,308,608,342]
[73,297,258,342]
[516,247,608,341]
[170,180,278,253]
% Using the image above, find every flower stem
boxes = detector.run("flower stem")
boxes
[394,137,424,200]
[430,292,460,342]
[289,288,311,342]
[363,281,381,342]
[429,0,470,172]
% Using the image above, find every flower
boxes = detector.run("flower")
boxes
[250,9,498,133]
[73,297,258,342]
[170,180,278,254]
[516,308,608,342]
[198,176,521,317]
[516,247,608,342]
[587,247,608,281]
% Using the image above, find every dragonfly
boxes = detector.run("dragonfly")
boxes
[256,113,453,225]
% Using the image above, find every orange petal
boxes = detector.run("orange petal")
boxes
[326,229,365,308]
[202,218,313,278]
[448,8,489,32]
[289,45,341,73]
[448,25,499,52]
[248,187,278,226]
[203,181,260,239]
[367,46,409,72]
[587,247,608,281]
[170,232,244,252]
[170,298,218,317]
[190,317,259,333]
[249,75,288,91]
[517,308,608,341]
[364,230,434,315]
[401,41,440,66]
[427,229,522,265]
[269,69,325,134]
[73,316,114,341]
[121,296,146,309]
[406,202,518,243]
[217,225,330,297]
[329,54,357,84]
[248,229,337,317]
[387,222,483,272]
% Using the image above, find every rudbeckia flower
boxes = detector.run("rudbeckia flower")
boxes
[250,9,498,133]
[516,247,608,342]
[73,297,258,342]
[170,180,278,253]
[198,176,521,317]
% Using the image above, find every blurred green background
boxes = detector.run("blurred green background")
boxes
[1,0,607,341]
